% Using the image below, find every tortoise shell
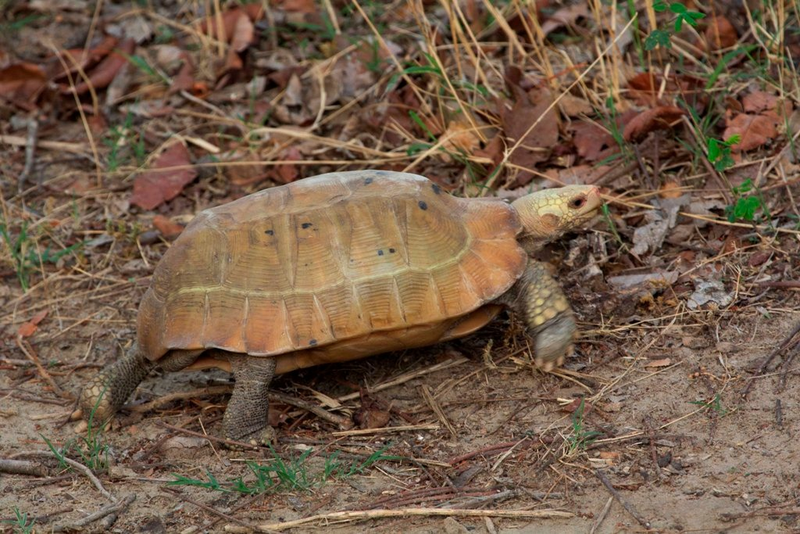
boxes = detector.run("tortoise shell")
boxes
[138,171,526,373]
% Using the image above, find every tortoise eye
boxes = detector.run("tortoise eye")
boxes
[570,196,586,209]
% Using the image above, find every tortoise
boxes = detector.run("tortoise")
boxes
[79,171,601,444]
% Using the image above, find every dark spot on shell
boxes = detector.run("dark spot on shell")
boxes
[377,250,384,256]
[364,177,373,185]
[418,200,428,210]
[389,248,396,253]
[309,339,317,346]
[302,222,312,229]
[432,183,441,195]
[374,170,388,175]
[265,229,274,235]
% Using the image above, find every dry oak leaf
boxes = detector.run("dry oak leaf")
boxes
[503,87,559,186]
[131,142,198,210]
[623,106,685,142]
[627,72,706,108]
[742,91,791,116]
[571,110,639,162]
[723,113,778,152]
[65,38,136,95]
[705,16,738,50]
[50,35,119,81]
[0,63,47,109]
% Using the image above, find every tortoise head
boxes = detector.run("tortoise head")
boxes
[511,185,602,243]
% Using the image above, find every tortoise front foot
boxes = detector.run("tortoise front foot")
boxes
[223,355,278,447]
[511,261,577,371]
[531,312,575,371]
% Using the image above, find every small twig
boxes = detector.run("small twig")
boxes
[757,280,800,288]
[589,496,614,534]
[0,135,86,154]
[51,494,136,532]
[156,421,259,450]
[270,391,353,429]
[331,423,439,437]
[779,344,800,392]
[16,336,69,400]
[450,489,519,509]
[233,507,574,532]
[11,451,115,502]
[741,322,800,398]
[17,115,39,193]
[420,384,458,440]
[448,438,544,465]
[337,357,468,402]
[163,487,261,531]
[775,399,783,429]
[0,458,47,477]
[594,469,651,529]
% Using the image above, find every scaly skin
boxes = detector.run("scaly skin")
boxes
[502,261,576,370]
[79,345,201,425]
[78,344,153,424]
[503,185,602,369]
[223,355,277,445]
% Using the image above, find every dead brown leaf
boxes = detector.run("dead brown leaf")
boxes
[558,94,594,118]
[269,147,302,184]
[541,4,589,35]
[571,121,614,161]
[623,106,684,142]
[199,5,265,42]
[705,16,738,50]
[442,120,481,155]
[131,142,198,210]
[226,151,268,186]
[17,310,48,338]
[645,358,672,368]
[742,91,790,116]
[66,38,136,95]
[50,35,119,81]
[152,215,185,238]
[545,164,612,186]
[0,63,47,109]
[503,87,559,186]
[627,72,706,110]
[723,113,778,152]
[225,14,255,71]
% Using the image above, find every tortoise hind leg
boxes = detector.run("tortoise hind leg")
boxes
[79,343,153,424]
[223,355,277,445]
[505,261,576,371]
[79,346,201,425]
